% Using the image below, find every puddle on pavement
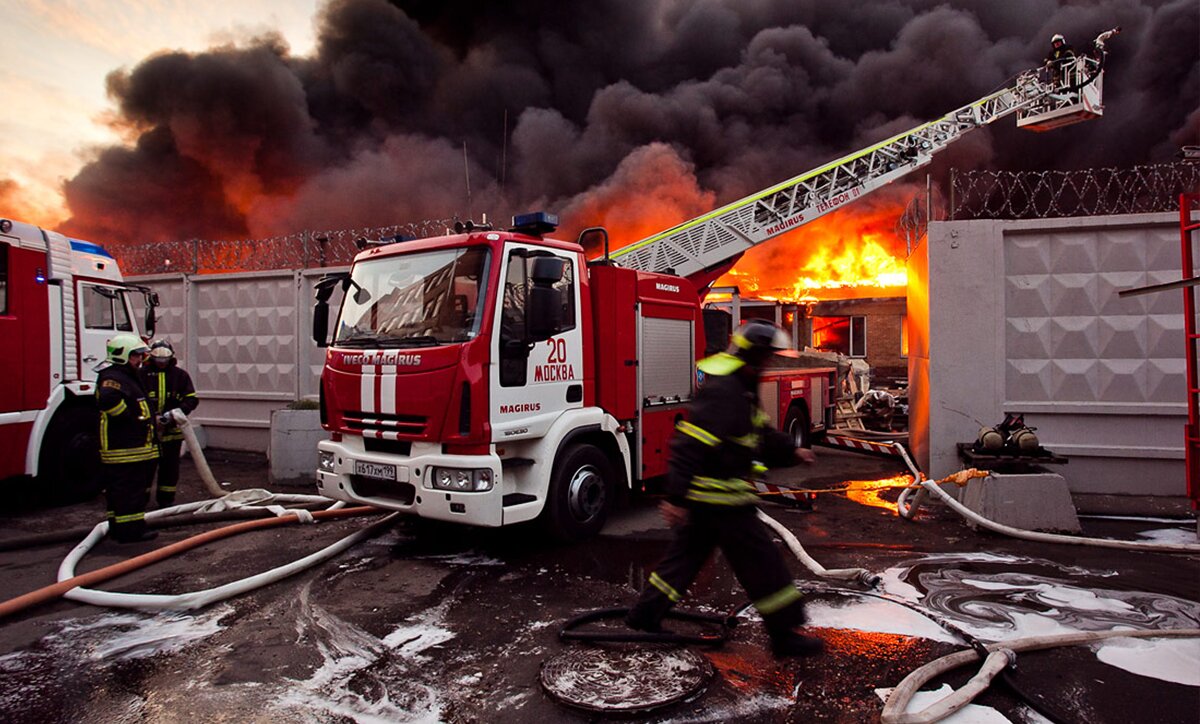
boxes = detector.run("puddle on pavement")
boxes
[2,534,1196,723]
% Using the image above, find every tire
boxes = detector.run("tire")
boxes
[39,405,103,504]
[542,444,614,542]
[784,405,812,450]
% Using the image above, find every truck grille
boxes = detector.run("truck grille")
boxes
[350,477,416,505]
[343,411,427,437]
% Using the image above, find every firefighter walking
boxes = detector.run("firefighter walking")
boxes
[140,339,199,508]
[96,334,159,543]
[626,321,824,657]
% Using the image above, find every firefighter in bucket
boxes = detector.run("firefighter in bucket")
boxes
[626,320,824,657]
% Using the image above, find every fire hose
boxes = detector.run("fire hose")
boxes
[875,442,1200,722]
[173,409,226,498]
[0,411,398,620]
[880,628,1200,724]
[757,509,881,587]
[892,444,1200,553]
[0,506,390,620]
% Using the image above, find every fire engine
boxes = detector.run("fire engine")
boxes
[312,46,1114,539]
[0,219,158,499]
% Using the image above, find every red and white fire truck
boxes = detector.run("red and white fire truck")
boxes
[0,218,157,499]
[312,53,1112,539]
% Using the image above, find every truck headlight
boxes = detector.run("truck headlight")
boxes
[318,451,336,472]
[432,467,494,492]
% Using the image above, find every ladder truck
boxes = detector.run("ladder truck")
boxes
[0,219,159,500]
[312,47,1113,540]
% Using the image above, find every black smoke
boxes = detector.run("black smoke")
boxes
[60,0,1199,245]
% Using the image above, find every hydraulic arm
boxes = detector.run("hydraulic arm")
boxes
[607,61,1103,285]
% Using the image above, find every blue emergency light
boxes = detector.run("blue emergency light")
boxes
[510,211,559,236]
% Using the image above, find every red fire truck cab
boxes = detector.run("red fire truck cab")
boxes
[313,214,835,540]
[0,218,158,499]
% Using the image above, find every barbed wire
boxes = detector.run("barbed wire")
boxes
[114,161,1199,275]
[115,218,458,275]
[950,161,1200,220]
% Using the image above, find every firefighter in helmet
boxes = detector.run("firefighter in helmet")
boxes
[139,339,199,508]
[96,333,159,543]
[1045,33,1076,85]
[626,320,824,657]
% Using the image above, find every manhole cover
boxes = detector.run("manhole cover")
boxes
[540,645,713,714]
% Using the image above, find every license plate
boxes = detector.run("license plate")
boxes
[354,460,397,481]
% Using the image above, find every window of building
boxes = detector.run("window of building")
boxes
[812,315,866,357]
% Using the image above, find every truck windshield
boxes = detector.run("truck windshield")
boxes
[335,246,491,347]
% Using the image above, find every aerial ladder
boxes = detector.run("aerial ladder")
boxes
[604,30,1120,290]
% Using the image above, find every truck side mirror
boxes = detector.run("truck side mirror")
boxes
[132,287,159,338]
[527,257,566,342]
[313,274,347,348]
[530,256,565,284]
[144,306,156,339]
[527,286,563,342]
[313,299,330,347]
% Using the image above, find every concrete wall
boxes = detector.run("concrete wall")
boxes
[132,268,345,451]
[910,212,1189,511]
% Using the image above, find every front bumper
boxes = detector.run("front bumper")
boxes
[317,437,504,526]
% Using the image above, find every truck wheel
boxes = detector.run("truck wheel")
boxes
[543,444,614,542]
[784,405,813,449]
[39,406,102,504]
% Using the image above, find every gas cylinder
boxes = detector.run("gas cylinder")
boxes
[977,426,1004,451]
[1009,427,1040,451]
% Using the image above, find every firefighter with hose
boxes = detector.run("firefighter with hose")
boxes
[626,320,824,657]
[96,333,159,543]
[139,339,199,508]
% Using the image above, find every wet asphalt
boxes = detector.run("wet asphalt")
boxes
[0,447,1197,723]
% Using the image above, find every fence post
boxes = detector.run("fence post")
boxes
[190,238,199,274]
[949,169,956,221]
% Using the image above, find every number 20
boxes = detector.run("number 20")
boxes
[546,338,567,363]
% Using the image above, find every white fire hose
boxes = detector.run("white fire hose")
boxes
[877,443,1200,722]
[881,628,1200,724]
[55,411,398,612]
[893,444,1200,554]
[171,409,226,498]
[757,510,881,587]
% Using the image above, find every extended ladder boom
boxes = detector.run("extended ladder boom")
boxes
[607,64,1091,281]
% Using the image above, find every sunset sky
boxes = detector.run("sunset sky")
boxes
[0,0,319,225]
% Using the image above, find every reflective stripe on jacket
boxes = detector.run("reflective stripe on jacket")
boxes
[665,354,797,507]
[140,363,198,442]
[96,364,159,464]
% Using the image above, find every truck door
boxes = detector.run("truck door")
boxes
[77,281,135,378]
[0,239,21,415]
[490,244,584,440]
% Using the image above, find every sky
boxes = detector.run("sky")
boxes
[0,0,320,224]
[0,0,1196,248]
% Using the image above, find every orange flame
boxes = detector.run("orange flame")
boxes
[715,198,910,301]
[843,474,914,513]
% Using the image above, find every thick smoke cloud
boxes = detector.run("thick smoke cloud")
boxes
[60,0,1199,245]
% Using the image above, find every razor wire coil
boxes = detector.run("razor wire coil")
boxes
[115,219,458,275]
[113,161,1200,275]
[951,161,1200,221]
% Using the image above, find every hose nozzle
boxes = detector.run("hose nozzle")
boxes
[858,571,882,588]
